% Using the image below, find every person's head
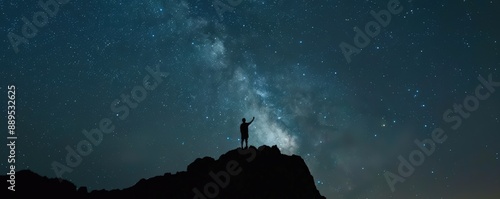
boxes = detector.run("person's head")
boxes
[242,118,246,123]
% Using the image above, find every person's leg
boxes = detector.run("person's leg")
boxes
[245,139,248,149]
[241,138,244,149]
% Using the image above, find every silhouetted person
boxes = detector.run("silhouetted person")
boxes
[240,117,254,149]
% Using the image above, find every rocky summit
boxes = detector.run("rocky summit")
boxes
[2,145,326,199]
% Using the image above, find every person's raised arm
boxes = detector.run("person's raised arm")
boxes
[249,117,255,124]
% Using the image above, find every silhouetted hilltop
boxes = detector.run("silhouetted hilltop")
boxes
[2,145,326,199]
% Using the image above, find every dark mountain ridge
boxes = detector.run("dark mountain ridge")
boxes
[2,145,326,199]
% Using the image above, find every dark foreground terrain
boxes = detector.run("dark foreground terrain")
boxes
[2,145,326,199]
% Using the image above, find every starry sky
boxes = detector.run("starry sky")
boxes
[1,0,500,198]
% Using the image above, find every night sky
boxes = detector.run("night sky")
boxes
[1,0,500,198]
